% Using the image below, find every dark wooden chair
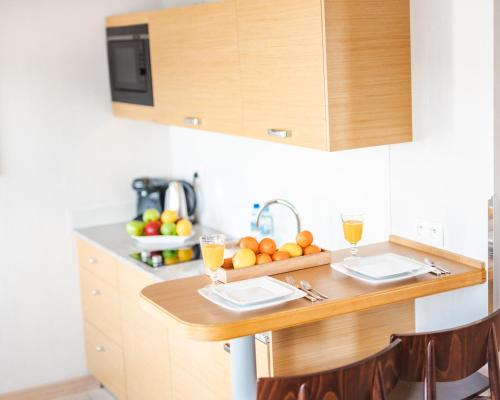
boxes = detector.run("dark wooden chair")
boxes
[257,339,402,400]
[390,308,500,400]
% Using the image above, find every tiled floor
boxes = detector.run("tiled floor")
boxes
[55,388,115,400]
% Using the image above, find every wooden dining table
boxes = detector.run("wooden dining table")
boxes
[141,236,486,400]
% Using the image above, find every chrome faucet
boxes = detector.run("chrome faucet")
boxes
[256,199,301,235]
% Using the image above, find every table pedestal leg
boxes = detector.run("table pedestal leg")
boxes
[230,335,257,400]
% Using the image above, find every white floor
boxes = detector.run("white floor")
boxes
[56,388,115,400]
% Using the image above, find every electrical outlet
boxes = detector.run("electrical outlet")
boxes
[416,219,444,248]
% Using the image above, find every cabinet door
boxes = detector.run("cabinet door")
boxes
[118,265,172,400]
[236,0,328,150]
[150,1,241,134]
[84,322,127,399]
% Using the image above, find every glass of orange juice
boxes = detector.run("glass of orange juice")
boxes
[341,213,364,259]
[200,234,225,287]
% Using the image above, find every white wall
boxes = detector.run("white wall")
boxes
[168,129,392,249]
[0,0,170,393]
[390,0,493,330]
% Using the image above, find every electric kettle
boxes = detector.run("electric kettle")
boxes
[164,180,197,222]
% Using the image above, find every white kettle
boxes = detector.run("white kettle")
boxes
[164,180,197,221]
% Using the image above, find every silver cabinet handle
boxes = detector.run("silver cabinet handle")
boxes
[91,289,101,296]
[88,257,97,264]
[267,129,290,138]
[184,117,202,126]
[96,346,105,352]
[223,343,231,354]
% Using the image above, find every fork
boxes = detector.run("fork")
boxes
[424,258,451,275]
[286,275,317,302]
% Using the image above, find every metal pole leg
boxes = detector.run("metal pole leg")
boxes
[230,335,257,400]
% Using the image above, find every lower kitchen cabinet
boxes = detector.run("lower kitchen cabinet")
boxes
[118,264,172,400]
[83,322,127,400]
[77,237,269,399]
[77,236,413,398]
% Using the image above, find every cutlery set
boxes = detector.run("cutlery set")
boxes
[286,276,329,302]
[424,258,452,276]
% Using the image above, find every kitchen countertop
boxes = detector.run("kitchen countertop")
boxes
[74,222,225,283]
[141,236,486,341]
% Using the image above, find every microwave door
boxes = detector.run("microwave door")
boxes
[109,40,147,92]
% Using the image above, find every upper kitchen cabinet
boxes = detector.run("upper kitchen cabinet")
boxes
[236,0,329,150]
[236,0,412,151]
[324,0,413,150]
[149,1,242,134]
[107,0,412,151]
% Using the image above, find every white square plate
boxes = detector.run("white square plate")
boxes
[198,282,306,312]
[342,253,421,280]
[213,277,294,306]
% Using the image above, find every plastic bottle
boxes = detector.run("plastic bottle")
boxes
[250,203,261,238]
[258,206,274,239]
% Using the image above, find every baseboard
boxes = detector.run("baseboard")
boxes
[0,375,99,400]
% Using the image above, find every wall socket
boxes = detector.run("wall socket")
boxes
[416,219,444,248]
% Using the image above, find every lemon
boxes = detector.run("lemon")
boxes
[232,248,257,269]
[178,248,194,262]
[279,243,303,257]
[176,219,192,236]
[161,210,178,224]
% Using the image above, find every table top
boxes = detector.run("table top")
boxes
[141,236,486,341]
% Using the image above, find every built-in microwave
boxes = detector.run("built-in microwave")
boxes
[106,24,154,106]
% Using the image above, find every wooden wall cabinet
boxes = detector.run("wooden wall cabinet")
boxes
[107,0,412,151]
[236,0,412,151]
[149,1,242,135]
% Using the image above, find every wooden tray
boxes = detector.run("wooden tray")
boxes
[215,250,332,283]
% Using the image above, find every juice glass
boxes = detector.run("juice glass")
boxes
[341,213,364,259]
[200,234,225,287]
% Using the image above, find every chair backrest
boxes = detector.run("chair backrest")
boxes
[391,308,500,398]
[257,339,402,400]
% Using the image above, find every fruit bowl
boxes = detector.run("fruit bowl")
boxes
[131,232,195,246]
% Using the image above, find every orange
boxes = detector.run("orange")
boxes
[256,253,272,265]
[259,238,277,255]
[240,236,259,253]
[272,251,290,261]
[303,244,321,255]
[296,230,314,248]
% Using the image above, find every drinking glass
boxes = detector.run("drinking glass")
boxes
[200,234,225,287]
[341,213,364,259]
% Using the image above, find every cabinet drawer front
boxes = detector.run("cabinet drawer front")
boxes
[84,322,126,400]
[80,268,122,346]
[77,238,118,287]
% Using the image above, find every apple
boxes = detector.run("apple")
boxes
[144,220,162,236]
[142,208,160,223]
[161,222,177,236]
[162,249,178,260]
[126,220,145,236]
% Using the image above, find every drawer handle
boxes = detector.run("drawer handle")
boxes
[88,257,98,264]
[267,129,290,139]
[184,117,202,126]
[96,346,105,352]
[223,343,230,354]
[91,289,101,296]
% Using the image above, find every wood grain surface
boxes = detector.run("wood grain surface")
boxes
[218,250,332,283]
[149,1,241,134]
[141,240,485,341]
[257,339,402,400]
[325,0,413,150]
